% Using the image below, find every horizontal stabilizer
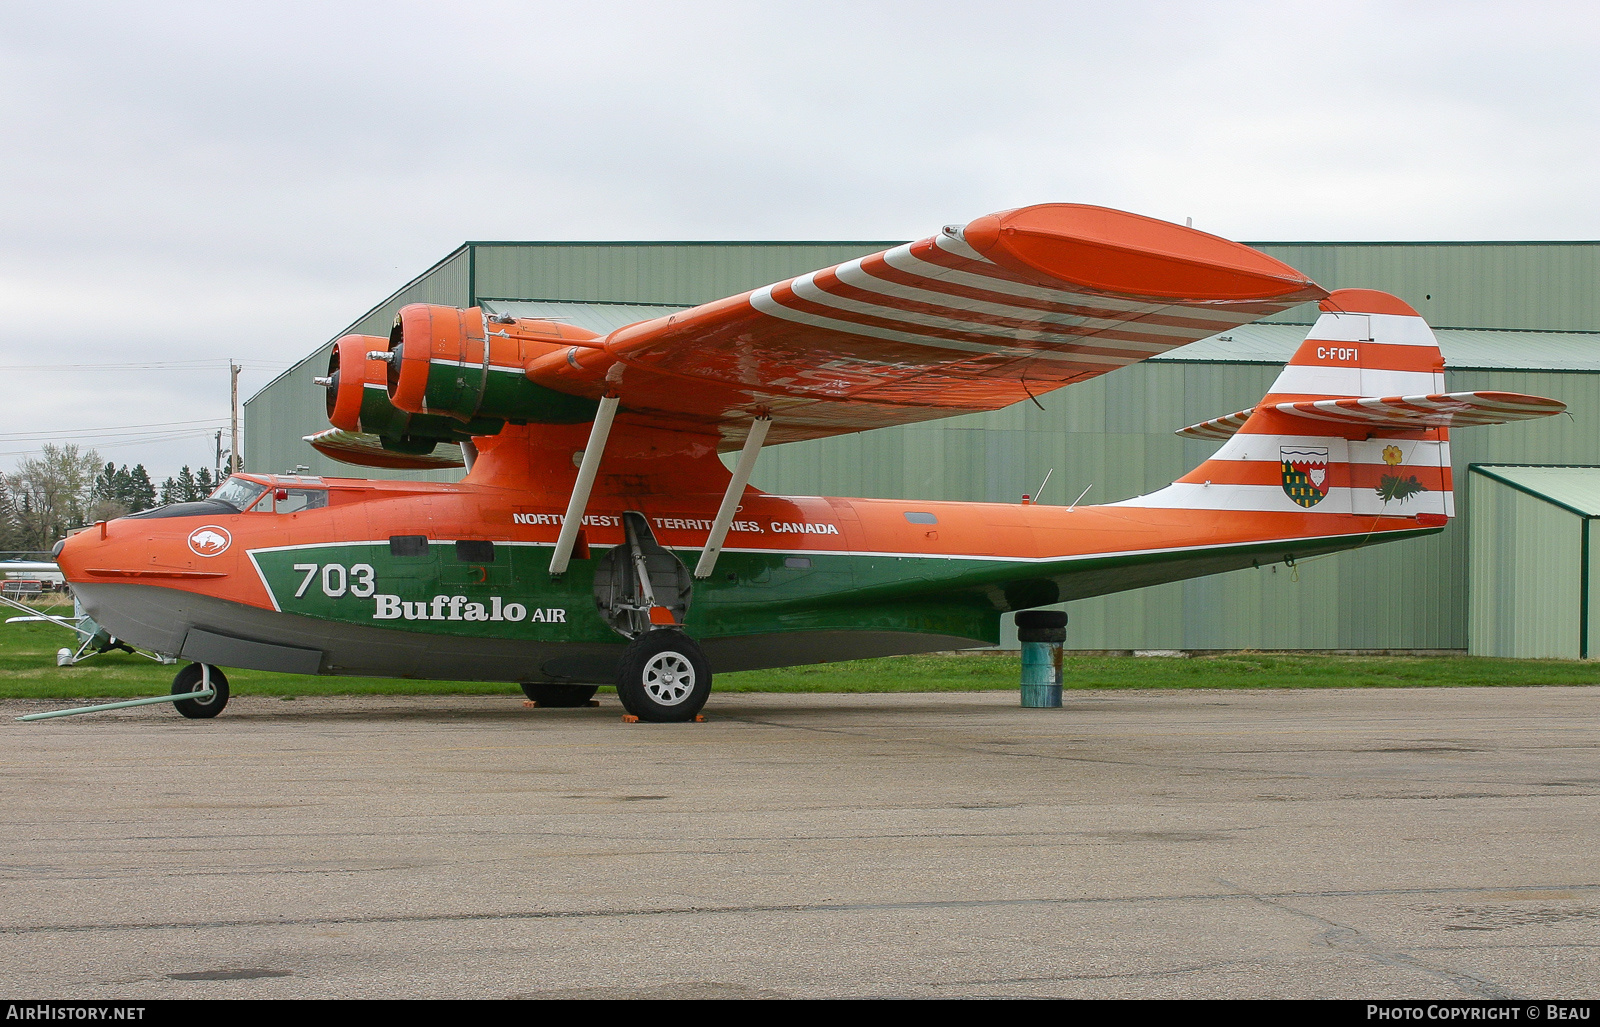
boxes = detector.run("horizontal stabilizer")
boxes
[1175,409,1254,441]
[1175,391,1565,440]
[303,429,464,470]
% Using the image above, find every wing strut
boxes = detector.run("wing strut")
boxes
[549,394,620,577]
[693,416,772,580]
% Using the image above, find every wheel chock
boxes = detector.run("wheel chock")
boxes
[620,714,705,724]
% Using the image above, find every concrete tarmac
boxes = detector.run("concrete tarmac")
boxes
[1,687,1597,999]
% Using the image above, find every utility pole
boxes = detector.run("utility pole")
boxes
[214,430,223,481]
[230,361,241,474]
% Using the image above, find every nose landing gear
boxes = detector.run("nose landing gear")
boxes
[171,663,230,719]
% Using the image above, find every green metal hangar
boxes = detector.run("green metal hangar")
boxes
[246,237,1600,652]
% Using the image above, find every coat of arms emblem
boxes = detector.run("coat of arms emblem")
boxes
[1281,447,1330,508]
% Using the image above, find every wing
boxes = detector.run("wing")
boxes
[516,204,1327,447]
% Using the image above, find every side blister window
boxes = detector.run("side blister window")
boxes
[268,489,330,514]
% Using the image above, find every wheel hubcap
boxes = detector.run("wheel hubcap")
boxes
[642,652,695,706]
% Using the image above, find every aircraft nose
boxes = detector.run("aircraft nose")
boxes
[54,528,97,583]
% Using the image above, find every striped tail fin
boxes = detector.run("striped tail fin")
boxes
[1116,289,1563,521]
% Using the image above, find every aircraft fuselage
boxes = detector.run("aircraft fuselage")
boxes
[57,467,1436,685]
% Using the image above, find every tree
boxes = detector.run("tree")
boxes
[89,462,130,523]
[128,465,156,512]
[92,462,116,502]
[0,477,25,554]
[157,466,210,505]
[6,444,102,552]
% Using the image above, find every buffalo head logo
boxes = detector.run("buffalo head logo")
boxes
[187,526,232,557]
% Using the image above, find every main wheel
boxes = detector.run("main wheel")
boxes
[616,630,710,723]
[519,683,599,707]
[171,663,229,719]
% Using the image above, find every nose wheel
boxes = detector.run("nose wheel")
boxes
[616,630,710,722]
[171,663,230,719]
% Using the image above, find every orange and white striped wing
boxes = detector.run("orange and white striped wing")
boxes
[525,204,1327,446]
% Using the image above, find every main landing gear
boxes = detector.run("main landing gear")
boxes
[616,630,711,723]
[588,511,709,722]
[171,663,230,719]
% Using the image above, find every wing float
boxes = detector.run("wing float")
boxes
[304,428,465,470]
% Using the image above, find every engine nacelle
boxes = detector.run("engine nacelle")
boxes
[321,334,501,452]
[387,304,603,425]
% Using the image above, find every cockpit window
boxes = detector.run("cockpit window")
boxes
[210,477,267,512]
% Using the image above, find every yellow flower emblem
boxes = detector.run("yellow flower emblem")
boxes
[1382,445,1403,466]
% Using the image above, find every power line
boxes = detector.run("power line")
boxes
[0,418,225,440]
[0,429,222,459]
[3,360,287,372]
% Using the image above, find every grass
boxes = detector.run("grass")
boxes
[3,600,1599,700]
[717,651,1600,691]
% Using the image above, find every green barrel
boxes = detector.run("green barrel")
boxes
[1016,611,1066,708]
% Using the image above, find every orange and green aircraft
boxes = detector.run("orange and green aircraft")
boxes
[54,204,1564,721]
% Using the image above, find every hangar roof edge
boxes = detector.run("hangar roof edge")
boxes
[1469,466,1600,517]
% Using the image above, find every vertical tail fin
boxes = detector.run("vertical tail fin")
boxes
[1258,288,1446,406]
[1119,289,1455,520]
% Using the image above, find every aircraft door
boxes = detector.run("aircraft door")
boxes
[592,512,692,637]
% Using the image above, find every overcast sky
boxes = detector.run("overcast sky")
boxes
[2,0,1595,481]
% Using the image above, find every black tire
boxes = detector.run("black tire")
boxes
[171,663,229,719]
[1015,609,1067,644]
[616,630,710,723]
[519,683,599,707]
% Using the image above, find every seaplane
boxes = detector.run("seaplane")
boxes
[51,204,1564,722]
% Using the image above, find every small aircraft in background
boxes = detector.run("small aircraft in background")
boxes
[53,205,1564,722]
[1,561,176,668]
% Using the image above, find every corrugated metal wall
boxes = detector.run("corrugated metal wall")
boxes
[1469,477,1584,658]
[1590,525,1600,656]
[471,242,898,306]
[1251,242,1600,332]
